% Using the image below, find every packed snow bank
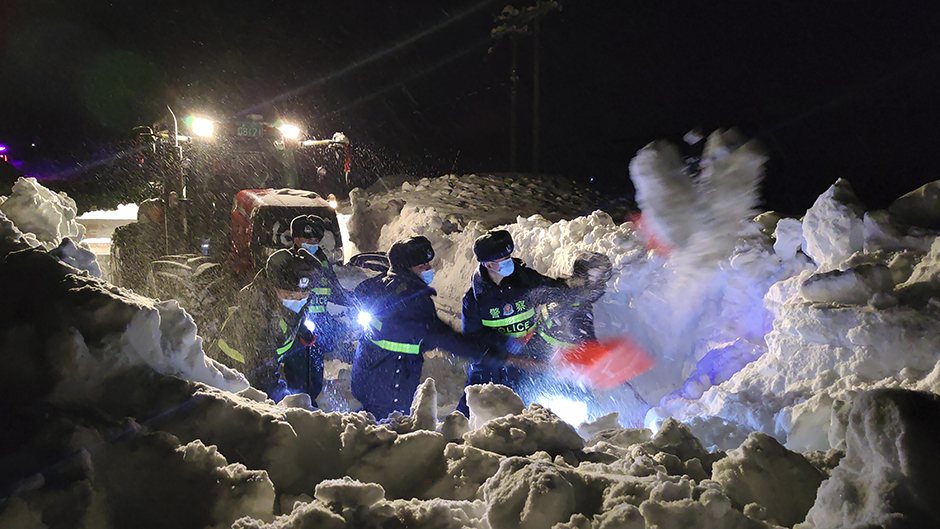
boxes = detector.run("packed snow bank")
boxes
[800,389,940,528]
[651,177,940,454]
[6,147,940,528]
[344,134,940,467]
[0,176,102,277]
[0,207,246,406]
[0,176,86,250]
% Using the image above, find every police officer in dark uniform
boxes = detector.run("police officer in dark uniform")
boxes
[457,229,566,415]
[537,252,613,350]
[529,252,613,405]
[351,236,505,420]
[212,216,349,403]
[266,215,343,281]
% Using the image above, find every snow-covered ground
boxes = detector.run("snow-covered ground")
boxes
[76,203,138,281]
[3,129,940,528]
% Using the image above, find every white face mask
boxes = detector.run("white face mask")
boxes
[301,243,319,254]
[496,258,515,277]
[420,269,434,285]
[282,299,305,313]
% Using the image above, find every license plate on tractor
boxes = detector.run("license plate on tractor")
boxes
[237,122,265,137]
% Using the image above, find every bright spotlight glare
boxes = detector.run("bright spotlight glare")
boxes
[328,193,338,209]
[279,124,301,140]
[357,311,373,328]
[303,317,316,333]
[191,118,215,137]
[535,395,588,426]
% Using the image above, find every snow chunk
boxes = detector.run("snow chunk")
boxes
[346,429,447,499]
[409,377,438,432]
[712,432,824,527]
[181,439,276,525]
[896,236,940,305]
[577,411,622,439]
[773,217,804,260]
[0,176,85,249]
[801,179,865,271]
[49,237,102,277]
[803,389,940,528]
[464,403,584,457]
[482,458,577,529]
[314,476,387,513]
[424,442,505,501]
[799,264,894,306]
[888,179,940,230]
[466,383,525,431]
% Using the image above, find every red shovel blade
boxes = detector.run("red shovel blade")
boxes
[553,337,655,389]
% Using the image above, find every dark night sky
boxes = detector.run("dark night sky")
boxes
[2,0,939,213]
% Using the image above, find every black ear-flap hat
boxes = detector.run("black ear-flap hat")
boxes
[266,249,318,290]
[291,215,325,240]
[573,252,613,284]
[387,236,435,269]
[473,230,514,262]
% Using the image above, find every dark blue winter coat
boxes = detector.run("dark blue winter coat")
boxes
[351,266,492,420]
[457,258,566,413]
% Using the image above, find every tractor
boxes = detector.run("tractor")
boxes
[110,109,352,338]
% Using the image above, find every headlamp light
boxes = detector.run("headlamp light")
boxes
[190,117,215,138]
[278,124,301,140]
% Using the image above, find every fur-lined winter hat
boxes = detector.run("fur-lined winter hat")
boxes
[290,215,325,240]
[473,230,514,262]
[387,236,434,269]
[266,249,318,291]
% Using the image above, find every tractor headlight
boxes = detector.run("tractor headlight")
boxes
[278,124,301,140]
[191,117,215,138]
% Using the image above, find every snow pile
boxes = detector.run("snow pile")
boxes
[6,145,940,527]
[649,176,940,458]
[343,131,786,421]
[801,389,940,528]
[0,206,246,408]
[76,202,139,220]
[0,176,86,249]
[1,176,103,277]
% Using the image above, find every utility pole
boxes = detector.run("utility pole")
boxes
[491,1,562,177]
[532,17,541,176]
[511,32,520,174]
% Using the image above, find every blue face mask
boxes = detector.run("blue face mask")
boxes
[282,299,305,313]
[420,269,434,285]
[496,258,515,277]
[301,243,319,255]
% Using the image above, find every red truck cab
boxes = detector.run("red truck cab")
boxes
[228,188,342,277]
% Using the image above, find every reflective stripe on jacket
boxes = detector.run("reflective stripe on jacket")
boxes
[462,259,566,345]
